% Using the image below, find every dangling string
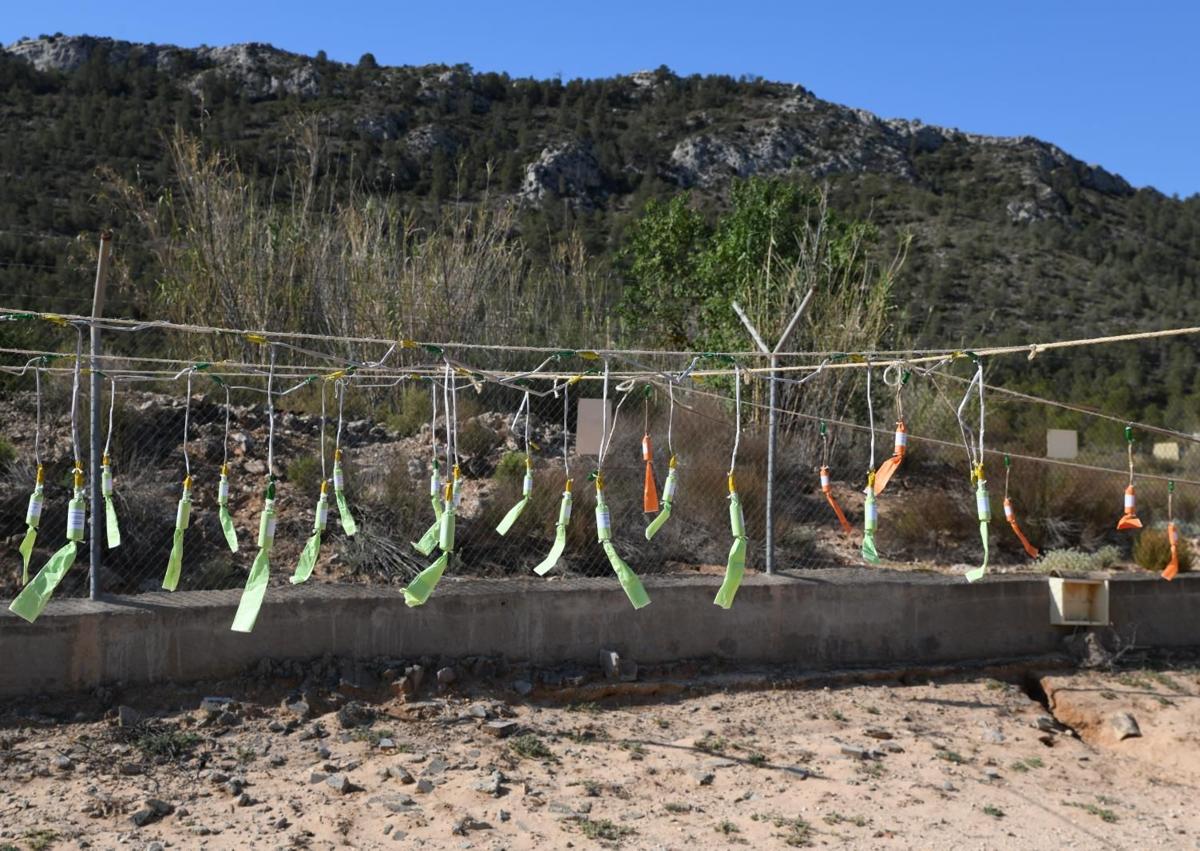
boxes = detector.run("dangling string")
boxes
[101,376,122,550]
[495,388,534,536]
[163,368,196,591]
[102,375,116,466]
[1001,455,1039,559]
[536,378,575,574]
[715,364,748,609]
[216,383,239,553]
[33,363,42,469]
[1118,425,1142,531]
[232,342,277,632]
[861,361,881,564]
[10,326,86,623]
[646,382,679,540]
[18,364,47,584]
[1163,480,1180,581]
[873,364,908,495]
[819,421,853,536]
[954,360,991,583]
[594,359,649,609]
[332,377,357,536]
[291,380,330,584]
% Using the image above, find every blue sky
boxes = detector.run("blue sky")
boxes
[4,1,1198,197]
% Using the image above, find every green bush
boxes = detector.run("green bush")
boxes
[493,451,527,483]
[1034,546,1120,574]
[0,437,15,469]
[1133,528,1193,573]
[457,419,501,457]
[385,385,433,438]
[286,455,324,493]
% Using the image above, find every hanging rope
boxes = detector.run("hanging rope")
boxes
[715,362,748,609]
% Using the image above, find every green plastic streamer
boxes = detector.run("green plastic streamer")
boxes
[217,466,239,552]
[231,492,275,633]
[102,461,121,549]
[714,482,747,609]
[333,453,357,536]
[596,480,650,610]
[162,478,192,591]
[862,485,880,564]
[10,480,85,623]
[645,457,677,540]
[405,482,455,607]
[291,486,328,585]
[534,480,573,575]
[18,468,45,585]
[965,477,991,583]
[496,459,533,535]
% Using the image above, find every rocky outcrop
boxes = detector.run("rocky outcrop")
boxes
[519,141,605,206]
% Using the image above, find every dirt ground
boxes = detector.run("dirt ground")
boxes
[2,660,1199,851]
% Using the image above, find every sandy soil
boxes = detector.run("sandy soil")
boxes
[2,664,1199,851]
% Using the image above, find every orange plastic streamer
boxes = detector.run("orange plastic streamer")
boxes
[1162,522,1180,581]
[820,466,853,536]
[872,421,907,495]
[1002,498,1040,559]
[642,433,659,513]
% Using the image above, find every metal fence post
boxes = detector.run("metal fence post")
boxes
[732,289,814,576]
[89,232,111,600]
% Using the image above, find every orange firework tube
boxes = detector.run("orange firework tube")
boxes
[1002,497,1040,559]
[642,433,659,513]
[820,465,853,535]
[872,420,907,495]
[1162,522,1180,581]
[1117,485,1142,531]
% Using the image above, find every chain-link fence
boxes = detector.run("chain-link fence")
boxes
[3,334,1198,607]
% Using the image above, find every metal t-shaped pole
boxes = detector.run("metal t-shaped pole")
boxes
[731,288,815,575]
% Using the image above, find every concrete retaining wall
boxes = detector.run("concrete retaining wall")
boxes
[3,571,1200,697]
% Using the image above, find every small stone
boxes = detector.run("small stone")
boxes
[308,770,329,785]
[983,768,1001,781]
[326,774,362,795]
[512,680,534,697]
[474,770,505,797]
[981,728,1006,744]
[336,701,376,729]
[388,765,415,784]
[1109,712,1141,741]
[437,666,458,687]
[117,705,142,728]
[942,781,957,792]
[485,720,519,739]
[863,727,893,740]
[840,744,869,759]
[200,696,234,714]
[378,738,396,750]
[880,742,905,754]
[416,778,435,794]
[690,769,715,786]
[1034,715,1064,734]
[119,762,143,776]
[282,697,311,719]
[499,810,511,822]
[236,792,254,807]
[273,817,290,830]
[405,665,425,692]
[145,843,165,851]
[423,755,450,776]
[269,754,286,767]
[53,755,73,771]
[467,704,491,720]
[316,744,332,760]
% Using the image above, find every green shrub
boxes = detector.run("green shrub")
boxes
[457,419,501,457]
[385,385,432,438]
[1034,546,1120,574]
[0,437,15,469]
[493,451,527,483]
[286,455,324,493]
[1133,528,1193,573]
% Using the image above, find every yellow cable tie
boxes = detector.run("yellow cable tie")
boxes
[334,448,343,462]
[867,469,876,488]
[578,351,600,361]
[320,479,328,494]
[326,370,346,381]
[245,333,269,345]
[102,454,109,466]
[35,465,44,484]
[44,314,69,327]
[669,455,677,468]
[595,472,605,490]
[183,475,192,490]
[565,478,573,493]
[220,463,228,476]
[727,473,736,493]
[400,339,419,349]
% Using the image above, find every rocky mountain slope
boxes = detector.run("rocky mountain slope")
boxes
[2,34,1199,420]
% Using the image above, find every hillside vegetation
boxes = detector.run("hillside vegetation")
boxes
[3,34,1200,430]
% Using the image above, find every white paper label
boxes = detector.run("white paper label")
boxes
[315,499,328,530]
[67,504,86,536]
[663,474,677,503]
[218,478,229,503]
[596,506,611,532]
[522,473,533,496]
[176,499,192,530]
[27,493,43,524]
[102,469,114,497]
[1124,492,1135,510]
[895,430,908,448]
[819,472,831,489]
[333,465,345,491]
[1003,502,1015,520]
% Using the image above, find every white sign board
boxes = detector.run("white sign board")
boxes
[1154,442,1181,461]
[1046,429,1078,460]
[574,398,611,457]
